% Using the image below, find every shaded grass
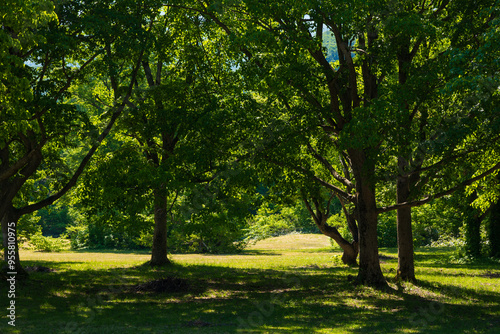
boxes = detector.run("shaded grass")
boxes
[1,235,499,333]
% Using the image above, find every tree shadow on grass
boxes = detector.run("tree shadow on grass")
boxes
[203,250,283,256]
[72,249,151,254]
[416,258,500,271]
[3,256,500,334]
[397,278,500,334]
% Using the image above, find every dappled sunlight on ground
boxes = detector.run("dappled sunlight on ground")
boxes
[3,234,499,334]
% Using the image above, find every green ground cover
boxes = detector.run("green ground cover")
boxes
[1,234,499,333]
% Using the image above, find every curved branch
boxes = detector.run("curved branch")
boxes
[377,161,500,213]
[306,142,354,189]
[0,144,44,182]
[264,156,355,202]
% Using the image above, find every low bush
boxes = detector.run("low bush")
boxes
[65,225,90,249]
[28,232,69,252]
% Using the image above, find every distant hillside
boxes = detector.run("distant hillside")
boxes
[247,233,332,250]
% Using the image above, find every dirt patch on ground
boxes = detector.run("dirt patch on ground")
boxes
[25,265,56,273]
[378,255,396,263]
[133,277,191,293]
[481,271,500,278]
[184,319,214,327]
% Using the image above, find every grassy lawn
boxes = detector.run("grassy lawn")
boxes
[2,234,500,333]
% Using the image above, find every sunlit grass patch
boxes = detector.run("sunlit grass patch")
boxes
[247,233,332,250]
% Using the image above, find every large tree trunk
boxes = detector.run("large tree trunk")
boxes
[396,166,416,281]
[149,187,171,266]
[350,150,386,287]
[356,193,386,287]
[395,40,416,282]
[1,209,28,277]
[464,191,482,258]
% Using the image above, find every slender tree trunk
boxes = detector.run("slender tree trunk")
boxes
[350,150,386,287]
[150,186,171,266]
[465,213,482,258]
[464,191,482,258]
[489,194,500,258]
[396,162,416,281]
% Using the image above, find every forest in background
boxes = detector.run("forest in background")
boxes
[1,0,500,286]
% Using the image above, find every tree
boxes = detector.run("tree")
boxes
[0,0,155,273]
[1,0,57,274]
[73,5,253,265]
[188,0,500,286]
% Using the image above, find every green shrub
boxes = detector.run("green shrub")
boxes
[378,212,397,247]
[65,225,89,249]
[17,213,42,243]
[245,206,298,242]
[245,203,317,242]
[29,232,68,252]
[413,225,440,247]
[326,213,353,249]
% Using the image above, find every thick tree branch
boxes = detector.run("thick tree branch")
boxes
[0,147,44,183]
[323,20,361,109]
[264,156,355,202]
[142,60,155,87]
[377,162,500,213]
[306,142,354,189]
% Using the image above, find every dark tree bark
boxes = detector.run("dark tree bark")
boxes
[489,192,500,258]
[0,142,43,275]
[149,186,171,266]
[465,213,482,258]
[320,220,358,266]
[464,191,482,258]
[396,170,416,281]
[140,58,181,267]
[350,150,387,287]
[395,38,419,282]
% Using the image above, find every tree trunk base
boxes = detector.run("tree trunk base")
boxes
[1,263,29,280]
[355,272,388,289]
[341,253,358,266]
[355,267,389,290]
[148,257,172,267]
[395,271,417,283]
[341,241,359,266]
